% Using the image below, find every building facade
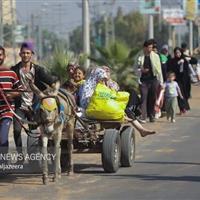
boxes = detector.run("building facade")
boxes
[2,0,16,25]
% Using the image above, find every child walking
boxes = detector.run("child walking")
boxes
[164,72,183,123]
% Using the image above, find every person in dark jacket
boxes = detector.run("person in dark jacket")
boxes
[137,39,163,123]
[167,47,191,114]
[11,42,57,154]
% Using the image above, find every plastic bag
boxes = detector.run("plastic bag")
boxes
[86,83,129,121]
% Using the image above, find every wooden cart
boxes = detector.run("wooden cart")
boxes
[62,117,136,173]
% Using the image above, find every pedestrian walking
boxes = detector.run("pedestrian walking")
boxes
[167,47,191,114]
[137,39,163,122]
[164,72,183,123]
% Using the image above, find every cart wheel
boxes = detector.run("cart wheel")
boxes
[102,129,121,173]
[120,126,135,167]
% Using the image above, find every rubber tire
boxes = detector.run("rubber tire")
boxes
[120,126,135,167]
[102,129,121,173]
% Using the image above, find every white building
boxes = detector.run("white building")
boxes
[2,0,16,25]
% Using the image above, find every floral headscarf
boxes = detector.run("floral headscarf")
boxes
[79,67,108,109]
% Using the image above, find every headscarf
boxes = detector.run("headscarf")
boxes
[161,44,169,51]
[102,65,120,91]
[79,67,108,109]
[173,47,183,60]
[106,79,119,91]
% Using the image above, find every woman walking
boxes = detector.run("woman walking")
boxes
[167,47,191,114]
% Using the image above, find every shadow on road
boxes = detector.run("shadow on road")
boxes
[136,161,200,165]
[74,163,104,174]
[0,173,41,185]
[100,174,200,183]
[0,163,104,185]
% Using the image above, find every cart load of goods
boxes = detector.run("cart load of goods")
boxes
[86,83,129,121]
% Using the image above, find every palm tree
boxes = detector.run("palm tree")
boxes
[90,40,140,90]
[42,45,86,84]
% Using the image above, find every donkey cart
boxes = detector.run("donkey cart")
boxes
[62,117,136,173]
[25,88,136,174]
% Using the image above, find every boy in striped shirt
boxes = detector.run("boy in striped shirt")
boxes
[0,46,21,150]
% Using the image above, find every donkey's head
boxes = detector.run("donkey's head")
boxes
[30,80,61,135]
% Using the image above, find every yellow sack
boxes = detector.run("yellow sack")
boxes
[115,91,130,110]
[86,83,129,121]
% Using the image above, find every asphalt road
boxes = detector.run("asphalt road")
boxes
[0,85,200,200]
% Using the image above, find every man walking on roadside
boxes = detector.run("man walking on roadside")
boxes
[11,42,57,154]
[137,39,163,122]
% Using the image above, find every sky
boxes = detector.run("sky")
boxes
[15,0,185,39]
[16,0,138,37]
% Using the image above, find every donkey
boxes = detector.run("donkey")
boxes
[28,80,75,184]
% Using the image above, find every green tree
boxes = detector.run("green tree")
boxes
[153,16,170,48]
[114,9,146,50]
[69,26,83,53]
[42,30,68,58]
[90,40,139,90]
[3,24,14,47]
[42,47,72,83]
[68,7,147,56]
[42,45,87,84]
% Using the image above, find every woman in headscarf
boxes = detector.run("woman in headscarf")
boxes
[79,66,155,137]
[167,47,191,114]
[79,67,108,109]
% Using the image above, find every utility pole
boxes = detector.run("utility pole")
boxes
[37,9,45,60]
[148,15,154,39]
[28,14,34,40]
[0,0,3,46]
[111,15,115,43]
[198,26,200,47]
[30,14,34,39]
[177,26,181,47]
[82,0,90,69]
[172,26,176,48]
[38,22,43,60]
[189,20,193,55]
[103,0,116,46]
[104,14,109,47]
[10,0,17,63]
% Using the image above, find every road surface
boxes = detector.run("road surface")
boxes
[0,84,200,200]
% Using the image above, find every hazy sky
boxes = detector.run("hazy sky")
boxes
[15,0,184,38]
[16,0,137,36]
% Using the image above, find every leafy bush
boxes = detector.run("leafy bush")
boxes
[42,46,86,84]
